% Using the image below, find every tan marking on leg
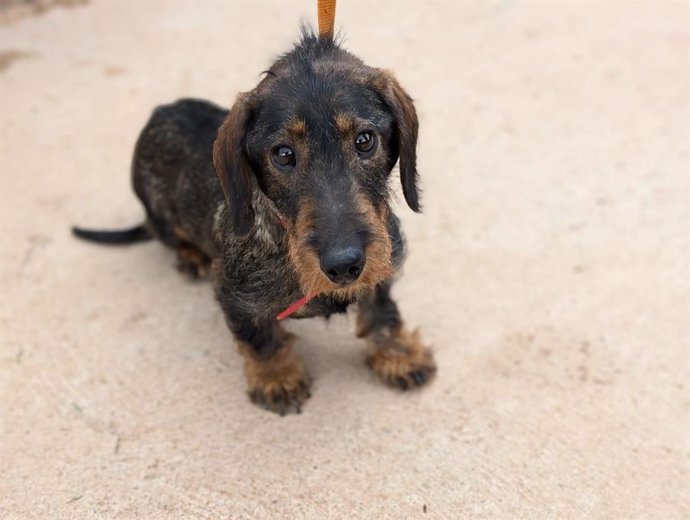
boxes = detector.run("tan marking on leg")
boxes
[365,326,436,390]
[173,225,189,242]
[237,332,311,415]
[176,243,211,278]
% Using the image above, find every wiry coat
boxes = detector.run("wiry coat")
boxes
[75,32,436,415]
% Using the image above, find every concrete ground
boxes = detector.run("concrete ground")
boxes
[1,1,688,518]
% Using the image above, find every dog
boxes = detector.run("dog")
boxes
[73,30,436,415]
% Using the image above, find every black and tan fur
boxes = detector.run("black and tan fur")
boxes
[73,31,436,415]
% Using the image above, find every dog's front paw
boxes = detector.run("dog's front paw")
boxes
[243,344,311,415]
[365,328,436,390]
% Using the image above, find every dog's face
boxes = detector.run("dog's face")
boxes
[213,33,419,299]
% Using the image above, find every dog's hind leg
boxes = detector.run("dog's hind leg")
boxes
[176,243,211,278]
[356,281,436,390]
[169,226,210,278]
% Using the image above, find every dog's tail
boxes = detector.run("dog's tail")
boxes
[72,224,152,245]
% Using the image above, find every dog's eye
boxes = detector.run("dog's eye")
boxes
[272,146,296,169]
[355,132,376,155]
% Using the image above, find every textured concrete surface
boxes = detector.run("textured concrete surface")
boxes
[1,1,688,518]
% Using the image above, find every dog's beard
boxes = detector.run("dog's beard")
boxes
[287,199,393,301]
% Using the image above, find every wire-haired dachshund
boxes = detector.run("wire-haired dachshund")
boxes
[73,31,436,415]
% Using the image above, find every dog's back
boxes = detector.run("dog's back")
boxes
[132,98,228,256]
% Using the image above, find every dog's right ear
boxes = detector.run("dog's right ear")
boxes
[213,93,255,236]
[370,70,421,213]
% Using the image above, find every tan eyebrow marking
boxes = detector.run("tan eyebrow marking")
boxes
[334,113,356,134]
[287,118,307,137]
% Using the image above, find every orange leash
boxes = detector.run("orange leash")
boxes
[317,0,336,36]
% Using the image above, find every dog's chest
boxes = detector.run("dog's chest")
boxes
[289,295,353,320]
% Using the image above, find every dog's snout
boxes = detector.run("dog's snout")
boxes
[320,246,365,284]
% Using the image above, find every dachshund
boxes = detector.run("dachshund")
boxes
[73,31,436,415]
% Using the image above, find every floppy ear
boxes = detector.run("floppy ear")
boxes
[213,93,256,236]
[372,70,421,212]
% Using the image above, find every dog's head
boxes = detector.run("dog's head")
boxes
[213,31,419,299]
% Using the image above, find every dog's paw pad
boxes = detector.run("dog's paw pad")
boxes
[249,380,311,415]
[366,328,436,390]
[391,364,436,390]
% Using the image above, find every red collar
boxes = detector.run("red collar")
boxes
[277,293,316,321]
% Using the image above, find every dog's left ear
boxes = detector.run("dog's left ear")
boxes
[371,70,421,212]
[213,93,256,236]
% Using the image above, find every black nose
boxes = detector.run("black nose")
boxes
[320,246,365,284]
